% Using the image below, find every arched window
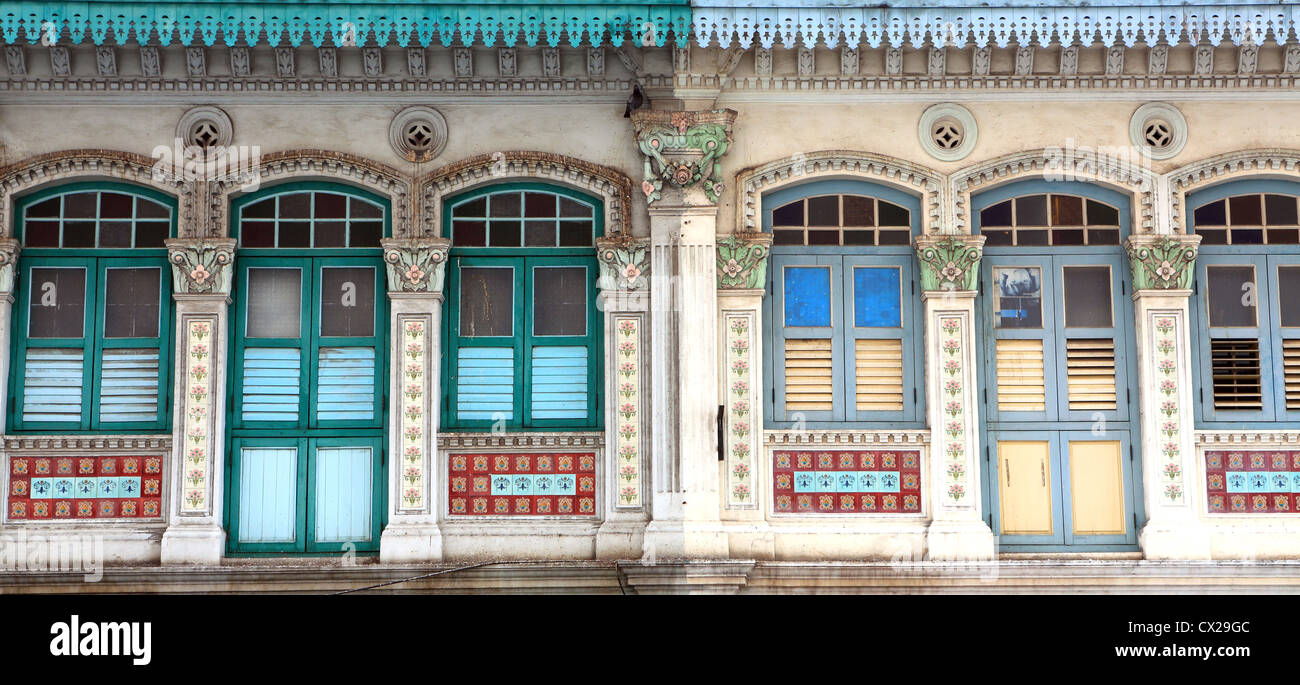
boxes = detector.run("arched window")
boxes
[442,183,601,430]
[11,183,176,432]
[226,182,389,554]
[1188,179,1300,426]
[763,179,923,427]
[973,179,1140,551]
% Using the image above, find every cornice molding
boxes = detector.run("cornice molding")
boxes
[438,432,605,449]
[1196,431,1300,447]
[764,430,931,446]
[2,435,173,451]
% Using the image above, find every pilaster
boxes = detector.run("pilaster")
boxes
[1125,235,1211,559]
[379,238,450,563]
[914,235,996,561]
[160,238,235,565]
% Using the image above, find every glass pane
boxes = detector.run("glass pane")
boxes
[1206,265,1257,328]
[314,221,346,247]
[1016,195,1048,226]
[278,221,310,248]
[982,229,1012,246]
[452,221,486,247]
[1086,200,1120,226]
[350,198,382,219]
[524,192,556,218]
[1051,228,1085,246]
[842,196,874,226]
[1051,195,1084,225]
[853,267,901,327]
[460,267,514,337]
[772,200,803,227]
[1229,195,1263,225]
[877,201,909,227]
[1194,200,1227,227]
[783,266,832,327]
[64,193,97,219]
[25,197,60,218]
[489,221,521,247]
[63,221,94,247]
[1280,267,1300,327]
[558,221,592,246]
[842,230,874,246]
[533,266,587,336]
[1265,195,1299,225]
[490,192,522,218]
[319,267,375,338]
[558,197,592,218]
[136,198,170,219]
[99,221,132,248]
[807,230,838,245]
[349,222,383,247]
[454,196,486,218]
[1268,229,1299,245]
[1017,229,1050,246]
[240,221,274,248]
[314,192,347,218]
[524,220,556,247]
[981,200,1013,227]
[877,229,911,246]
[135,221,169,248]
[1086,229,1121,246]
[1234,229,1265,245]
[104,268,161,338]
[993,266,1042,328]
[773,230,803,246]
[242,198,275,219]
[807,196,839,226]
[28,267,86,338]
[1062,266,1112,328]
[278,193,311,219]
[246,268,302,338]
[24,221,59,247]
[99,193,133,219]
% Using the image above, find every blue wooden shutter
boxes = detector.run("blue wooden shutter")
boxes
[530,346,588,419]
[236,446,299,544]
[316,347,375,421]
[241,348,302,422]
[457,347,514,420]
[22,348,84,423]
[313,446,374,543]
[98,348,160,423]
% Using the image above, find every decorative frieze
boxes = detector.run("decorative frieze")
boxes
[497,48,517,77]
[4,46,24,76]
[724,313,758,508]
[319,48,337,77]
[596,236,650,291]
[3,436,172,451]
[49,46,69,76]
[797,47,815,75]
[1125,235,1200,291]
[766,430,929,446]
[363,47,383,77]
[406,48,425,77]
[381,237,451,294]
[185,47,204,77]
[230,46,250,76]
[397,316,430,512]
[772,450,923,514]
[1105,46,1125,75]
[275,47,294,77]
[94,46,115,76]
[542,48,560,77]
[587,47,604,76]
[166,238,236,296]
[447,453,597,517]
[179,317,217,515]
[631,109,736,205]
[438,432,603,449]
[139,46,160,76]
[1014,46,1034,75]
[1205,451,1300,514]
[936,315,973,508]
[612,317,643,508]
[915,235,984,293]
[1150,313,1188,505]
[716,232,772,289]
[7,455,164,522]
[1059,45,1078,76]
[840,46,858,75]
[1148,45,1169,75]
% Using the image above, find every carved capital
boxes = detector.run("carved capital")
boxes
[166,238,236,295]
[716,232,772,289]
[914,235,986,293]
[1125,235,1200,291]
[382,237,451,294]
[596,236,650,291]
[631,109,737,205]
[0,238,20,295]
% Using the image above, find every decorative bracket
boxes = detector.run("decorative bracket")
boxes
[1125,235,1201,291]
[914,235,985,293]
[596,236,650,291]
[717,232,773,289]
[166,238,236,296]
[631,109,737,205]
[382,237,451,294]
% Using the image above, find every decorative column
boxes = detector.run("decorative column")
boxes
[914,235,996,561]
[160,238,235,565]
[1125,234,1210,559]
[716,233,773,553]
[633,108,737,560]
[0,239,20,430]
[379,237,450,563]
[594,236,651,559]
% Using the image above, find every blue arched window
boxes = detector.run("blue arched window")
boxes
[762,179,923,428]
[1187,178,1300,427]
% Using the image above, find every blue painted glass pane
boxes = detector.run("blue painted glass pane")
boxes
[783,267,832,327]
[314,446,373,543]
[238,447,298,544]
[853,268,902,327]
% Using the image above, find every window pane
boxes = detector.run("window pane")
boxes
[490,193,521,217]
[1280,267,1300,327]
[489,221,521,247]
[278,221,310,248]
[1229,195,1263,225]
[1016,195,1048,226]
[100,221,132,248]
[136,198,170,219]
[460,267,514,337]
[533,266,587,336]
[558,221,592,246]
[63,221,94,247]
[558,197,592,218]
[314,192,347,218]
[28,267,86,338]
[842,196,874,226]
[452,221,486,247]
[1051,195,1084,225]
[104,268,161,338]
[99,193,133,219]
[772,200,803,227]
[783,266,832,327]
[24,221,59,247]
[314,221,347,247]
[246,268,302,338]
[853,267,901,327]
[25,197,60,218]
[1062,266,1112,328]
[1086,200,1120,226]
[1265,195,1299,225]
[64,192,97,219]
[454,197,486,218]
[1193,200,1227,227]
[981,200,1013,227]
[278,193,311,219]
[807,196,838,226]
[877,201,909,227]
[524,221,555,247]
[993,266,1042,328]
[773,230,803,245]
[319,267,375,338]
[1206,265,1257,328]
[242,198,275,219]
[524,192,556,218]
[349,222,383,247]
[241,221,274,248]
[350,198,382,219]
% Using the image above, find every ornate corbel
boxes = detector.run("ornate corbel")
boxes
[596,235,650,291]
[716,232,772,289]
[1125,235,1200,291]
[166,238,236,295]
[631,109,737,205]
[0,238,20,296]
[382,237,451,294]
[914,235,986,293]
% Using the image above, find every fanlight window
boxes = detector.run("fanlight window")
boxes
[980,194,1121,247]
[1193,193,1300,245]
[770,194,911,246]
[238,191,384,248]
[450,190,595,247]
[22,190,171,248]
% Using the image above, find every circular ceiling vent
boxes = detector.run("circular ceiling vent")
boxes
[918,104,978,162]
[1129,103,1187,160]
[389,106,449,163]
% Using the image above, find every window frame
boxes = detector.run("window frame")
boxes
[229,181,390,252]
[9,182,177,433]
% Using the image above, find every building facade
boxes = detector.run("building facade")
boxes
[2,0,1300,582]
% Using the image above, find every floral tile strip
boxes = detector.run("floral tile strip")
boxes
[726,313,756,508]
[181,318,214,514]
[399,316,429,512]
[1152,313,1186,505]
[939,315,969,508]
[8,456,163,520]
[448,453,597,516]
[1205,450,1300,514]
[614,316,642,508]
[772,450,922,514]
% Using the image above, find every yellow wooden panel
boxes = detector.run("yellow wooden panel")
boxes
[785,338,832,411]
[998,440,1054,536]
[855,338,903,411]
[996,339,1046,412]
[1066,338,1117,410]
[1068,440,1126,536]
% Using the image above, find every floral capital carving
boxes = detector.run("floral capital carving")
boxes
[1126,235,1200,291]
[716,232,773,289]
[631,109,736,205]
[596,236,650,291]
[0,238,20,295]
[166,238,236,295]
[382,237,451,294]
[914,235,985,292]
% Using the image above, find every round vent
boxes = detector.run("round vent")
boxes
[175,106,234,150]
[1129,103,1187,160]
[932,119,964,151]
[389,106,448,163]
[918,104,978,162]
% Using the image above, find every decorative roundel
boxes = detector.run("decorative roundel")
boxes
[1129,102,1188,160]
[175,106,233,150]
[918,104,978,162]
[389,106,449,163]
